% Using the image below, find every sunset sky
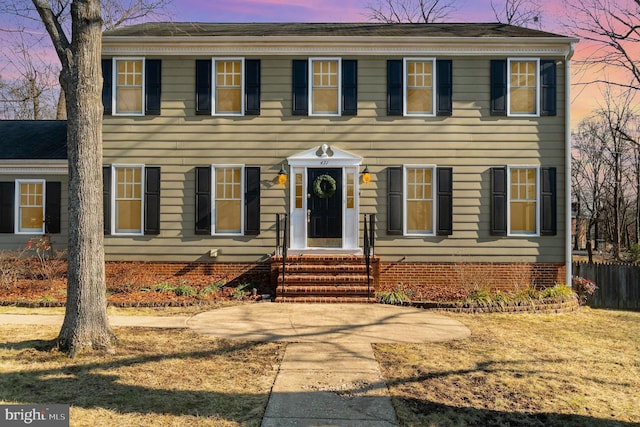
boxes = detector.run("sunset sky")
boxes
[0,0,628,128]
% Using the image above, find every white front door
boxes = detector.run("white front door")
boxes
[287,145,362,254]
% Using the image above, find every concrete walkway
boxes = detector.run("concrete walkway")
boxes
[1,304,470,427]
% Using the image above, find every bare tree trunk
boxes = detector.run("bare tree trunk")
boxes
[56,88,67,120]
[33,0,114,356]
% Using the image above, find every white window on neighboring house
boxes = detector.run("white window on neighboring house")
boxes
[15,179,45,234]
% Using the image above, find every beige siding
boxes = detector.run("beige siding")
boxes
[103,56,567,264]
[0,174,69,253]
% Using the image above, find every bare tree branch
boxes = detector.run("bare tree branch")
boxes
[365,0,456,23]
[491,0,543,28]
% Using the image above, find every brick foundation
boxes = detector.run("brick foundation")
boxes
[105,260,566,302]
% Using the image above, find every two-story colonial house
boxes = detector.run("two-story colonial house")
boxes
[0,23,576,302]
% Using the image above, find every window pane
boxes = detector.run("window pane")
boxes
[406,167,433,233]
[510,60,536,114]
[406,60,433,115]
[216,200,241,232]
[215,166,242,233]
[21,206,43,229]
[510,167,537,234]
[114,166,143,233]
[215,60,242,114]
[18,182,44,232]
[115,60,143,114]
[116,200,142,232]
[347,172,354,209]
[511,201,536,233]
[311,60,338,114]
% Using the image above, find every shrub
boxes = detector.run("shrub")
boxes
[232,283,254,300]
[572,276,597,305]
[152,283,176,293]
[174,285,196,297]
[539,284,574,300]
[377,287,411,305]
[199,281,225,298]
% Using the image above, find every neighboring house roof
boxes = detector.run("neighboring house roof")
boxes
[0,120,67,160]
[103,22,569,39]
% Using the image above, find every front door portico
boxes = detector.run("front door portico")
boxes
[287,145,362,254]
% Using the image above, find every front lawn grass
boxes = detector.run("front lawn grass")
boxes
[0,326,284,426]
[375,307,640,426]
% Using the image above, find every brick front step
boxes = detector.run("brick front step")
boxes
[271,254,380,304]
[274,296,376,303]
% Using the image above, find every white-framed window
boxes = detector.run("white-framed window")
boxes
[15,179,45,234]
[508,58,540,116]
[404,165,436,236]
[213,58,244,115]
[508,165,539,236]
[112,165,144,235]
[404,58,436,116]
[113,57,145,116]
[309,57,341,116]
[212,165,244,235]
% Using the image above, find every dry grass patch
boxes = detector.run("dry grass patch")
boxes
[0,325,284,426]
[375,308,640,426]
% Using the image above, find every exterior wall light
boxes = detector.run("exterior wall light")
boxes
[361,165,371,184]
[278,164,287,185]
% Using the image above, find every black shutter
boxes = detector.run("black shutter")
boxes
[195,59,212,115]
[102,59,112,115]
[436,60,453,116]
[387,167,403,235]
[540,60,557,116]
[387,60,403,116]
[292,59,308,115]
[490,59,507,116]
[436,167,453,236]
[0,182,14,233]
[145,59,162,115]
[144,167,161,235]
[103,166,111,235]
[244,167,261,235]
[342,59,358,116]
[490,167,507,236]
[45,181,61,234]
[541,167,557,236]
[195,167,211,234]
[245,59,261,115]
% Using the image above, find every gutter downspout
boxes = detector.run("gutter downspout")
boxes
[566,43,575,287]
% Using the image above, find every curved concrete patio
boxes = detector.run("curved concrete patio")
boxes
[187,303,470,343]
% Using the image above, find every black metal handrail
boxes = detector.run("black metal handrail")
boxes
[275,213,288,295]
[363,213,376,300]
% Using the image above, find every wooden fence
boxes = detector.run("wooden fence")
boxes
[572,262,640,310]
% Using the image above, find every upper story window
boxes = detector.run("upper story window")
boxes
[387,59,452,117]
[114,165,144,235]
[508,59,539,116]
[405,58,435,116]
[195,58,260,116]
[16,179,45,234]
[214,58,244,115]
[310,58,341,116]
[491,58,556,117]
[115,58,144,115]
[102,57,162,116]
[292,58,357,116]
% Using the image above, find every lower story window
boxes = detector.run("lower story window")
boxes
[509,166,538,235]
[214,165,243,234]
[405,165,435,235]
[16,179,44,234]
[114,165,143,235]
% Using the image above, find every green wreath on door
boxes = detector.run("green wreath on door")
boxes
[312,174,337,199]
